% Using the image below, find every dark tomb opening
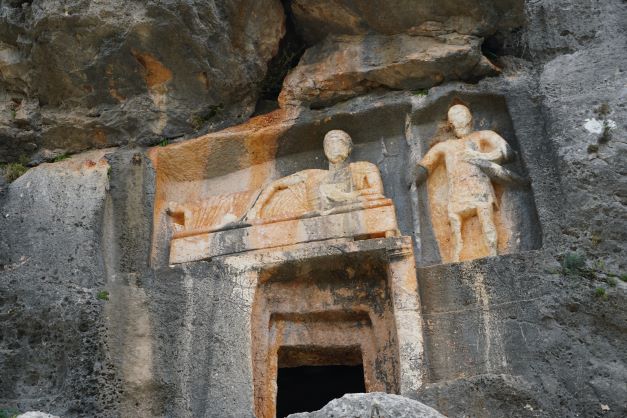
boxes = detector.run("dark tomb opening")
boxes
[276,364,366,417]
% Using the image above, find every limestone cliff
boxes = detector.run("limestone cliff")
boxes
[0,1,625,418]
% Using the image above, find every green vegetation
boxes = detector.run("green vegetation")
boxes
[158,139,169,147]
[97,290,110,301]
[562,252,586,274]
[413,89,429,97]
[1,162,28,182]
[53,153,70,162]
[207,103,223,119]
[190,115,205,130]
[560,253,622,293]
[595,103,613,144]
[0,408,20,418]
[190,104,224,130]
[590,233,602,246]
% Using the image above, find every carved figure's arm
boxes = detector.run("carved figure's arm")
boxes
[467,131,514,163]
[468,158,530,187]
[323,187,360,203]
[246,173,305,219]
[357,164,385,198]
[420,143,445,173]
[405,144,444,188]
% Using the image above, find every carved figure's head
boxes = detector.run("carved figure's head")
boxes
[323,130,353,164]
[448,104,473,138]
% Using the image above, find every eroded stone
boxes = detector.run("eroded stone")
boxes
[167,130,400,263]
[410,104,528,263]
[289,0,525,44]
[279,34,498,108]
[0,0,285,162]
[286,392,445,418]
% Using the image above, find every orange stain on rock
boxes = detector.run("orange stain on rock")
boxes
[148,107,301,266]
[131,50,173,89]
[93,129,107,146]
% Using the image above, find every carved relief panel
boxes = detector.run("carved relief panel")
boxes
[408,96,542,265]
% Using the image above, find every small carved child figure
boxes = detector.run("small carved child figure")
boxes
[407,104,527,262]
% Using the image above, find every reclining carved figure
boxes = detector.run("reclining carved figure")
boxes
[246,129,386,221]
[167,130,389,236]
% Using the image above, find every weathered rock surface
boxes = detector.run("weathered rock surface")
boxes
[0,151,118,414]
[289,0,525,44]
[0,0,284,163]
[287,393,445,418]
[17,412,60,418]
[0,1,626,418]
[279,34,497,108]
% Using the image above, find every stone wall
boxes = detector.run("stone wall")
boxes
[1,1,625,417]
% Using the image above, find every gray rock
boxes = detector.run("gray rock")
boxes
[0,151,117,415]
[289,0,525,44]
[287,393,446,418]
[0,1,626,418]
[0,0,284,163]
[279,33,497,108]
[415,374,549,418]
[17,412,60,418]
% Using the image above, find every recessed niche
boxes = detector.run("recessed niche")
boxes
[409,93,543,265]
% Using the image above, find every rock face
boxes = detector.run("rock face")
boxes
[279,34,497,108]
[0,151,117,415]
[1,1,626,418]
[287,393,445,418]
[289,0,525,44]
[0,0,284,163]
[17,412,60,418]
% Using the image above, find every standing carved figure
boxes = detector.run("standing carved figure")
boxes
[408,104,527,262]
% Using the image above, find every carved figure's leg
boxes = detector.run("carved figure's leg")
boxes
[448,211,463,262]
[477,204,498,256]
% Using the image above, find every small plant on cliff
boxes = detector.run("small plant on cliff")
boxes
[0,408,20,418]
[52,154,67,163]
[413,89,429,97]
[1,162,28,183]
[189,104,224,130]
[562,252,586,275]
[97,290,110,301]
[594,287,607,299]
[53,153,69,162]
[158,138,169,147]
[190,115,205,130]
[595,103,614,144]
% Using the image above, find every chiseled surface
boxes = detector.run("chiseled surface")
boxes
[169,204,398,263]
[247,237,422,418]
[0,1,625,418]
[416,104,522,263]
